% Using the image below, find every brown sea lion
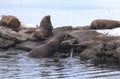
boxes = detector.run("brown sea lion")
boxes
[29,33,66,58]
[0,15,21,31]
[34,15,53,39]
[90,19,120,29]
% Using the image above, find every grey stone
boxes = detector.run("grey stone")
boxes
[0,38,14,48]
[16,41,44,51]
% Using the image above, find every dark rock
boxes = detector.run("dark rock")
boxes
[69,30,103,43]
[18,28,36,34]
[53,52,69,58]
[54,26,73,30]
[73,26,90,30]
[0,25,33,42]
[0,26,17,40]
[53,26,73,34]
[114,47,120,63]
[0,37,15,48]
[58,39,76,53]
[116,47,120,53]
[80,41,103,60]
[16,41,44,51]
[60,39,76,48]
[80,41,120,64]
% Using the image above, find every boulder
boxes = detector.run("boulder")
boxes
[67,29,120,64]
[113,47,120,63]
[0,25,33,42]
[80,41,103,60]
[79,40,120,64]
[53,26,73,34]
[59,39,76,53]
[0,37,15,48]
[69,30,103,43]
[16,41,44,51]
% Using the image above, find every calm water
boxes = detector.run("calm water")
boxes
[0,49,120,79]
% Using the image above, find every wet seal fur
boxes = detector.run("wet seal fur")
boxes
[90,19,120,29]
[34,15,53,39]
[0,15,21,31]
[29,33,66,58]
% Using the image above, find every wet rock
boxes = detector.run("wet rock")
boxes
[0,38,14,48]
[18,28,36,34]
[0,25,33,42]
[99,41,120,63]
[116,47,120,53]
[60,39,76,49]
[80,41,103,60]
[16,31,32,42]
[0,26,17,40]
[80,42,119,64]
[16,41,44,51]
[113,47,120,63]
[69,30,103,43]
[53,52,69,58]
[58,39,76,53]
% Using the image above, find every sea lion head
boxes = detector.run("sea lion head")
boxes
[40,15,52,27]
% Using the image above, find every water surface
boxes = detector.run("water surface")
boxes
[0,49,120,79]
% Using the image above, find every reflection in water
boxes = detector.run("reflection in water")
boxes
[0,49,120,79]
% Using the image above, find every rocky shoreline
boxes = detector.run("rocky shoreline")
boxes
[0,15,120,65]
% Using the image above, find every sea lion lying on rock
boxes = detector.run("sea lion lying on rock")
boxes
[0,15,21,31]
[34,15,53,39]
[29,33,66,58]
[90,19,120,29]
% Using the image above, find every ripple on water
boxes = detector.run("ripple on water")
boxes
[0,49,120,79]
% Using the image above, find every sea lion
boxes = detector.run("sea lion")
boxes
[34,15,53,39]
[0,15,21,31]
[90,19,120,29]
[29,33,66,58]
